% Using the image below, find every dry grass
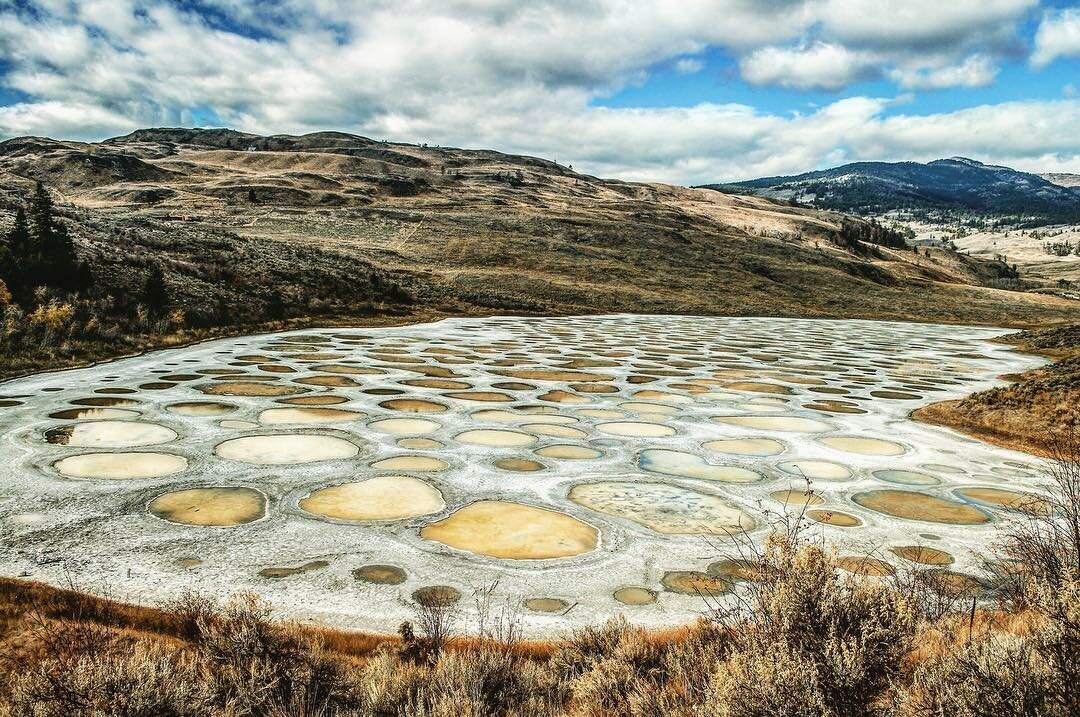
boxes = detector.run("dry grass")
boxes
[912,398,1068,457]
[914,323,1080,457]
[0,563,1070,717]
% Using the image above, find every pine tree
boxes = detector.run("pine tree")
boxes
[25,182,85,291]
[143,264,169,315]
[7,207,31,264]
[28,181,53,242]
[1,207,32,300]
[265,289,285,320]
[42,222,81,290]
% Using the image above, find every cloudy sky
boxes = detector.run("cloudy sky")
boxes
[2,0,1080,184]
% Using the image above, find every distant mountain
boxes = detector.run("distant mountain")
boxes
[702,157,1080,226]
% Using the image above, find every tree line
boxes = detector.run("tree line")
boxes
[0,182,90,304]
[0,182,171,314]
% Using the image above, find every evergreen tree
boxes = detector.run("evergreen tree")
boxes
[265,289,286,320]
[7,207,31,264]
[28,181,53,244]
[1,207,32,299]
[143,264,169,315]
[42,221,82,290]
[24,182,85,291]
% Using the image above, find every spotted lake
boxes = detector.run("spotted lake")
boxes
[0,315,1049,633]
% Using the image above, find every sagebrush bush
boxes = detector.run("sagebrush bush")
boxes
[555,617,728,717]
[5,632,202,717]
[709,644,829,717]
[416,647,558,717]
[350,648,427,716]
[552,615,642,681]
[191,594,355,717]
[708,535,917,717]
[562,620,666,717]
[354,644,558,717]
[900,631,1062,717]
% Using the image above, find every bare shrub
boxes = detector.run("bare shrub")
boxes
[471,580,522,648]
[160,589,218,641]
[412,597,457,659]
[890,563,979,621]
[996,429,1080,609]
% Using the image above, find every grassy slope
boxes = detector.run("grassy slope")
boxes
[6,131,1079,329]
[914,324,1080,457]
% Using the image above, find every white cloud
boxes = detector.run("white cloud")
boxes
[797,0,1032,91]
[890,55,999,90]
[674,57,705,74]
[0,1,813,126]
[0,100,135,140]
[816,0,1037,49]
[1032,8,1080,67]
[734,0,1032,91]
[740,43,877,90]
[842,99,1080,170]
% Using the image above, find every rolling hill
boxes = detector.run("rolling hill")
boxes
[0,128,1076,380]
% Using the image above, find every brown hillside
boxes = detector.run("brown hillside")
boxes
[1,128,1075,328]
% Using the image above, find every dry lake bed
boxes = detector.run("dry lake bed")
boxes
[0,315,1051,633]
